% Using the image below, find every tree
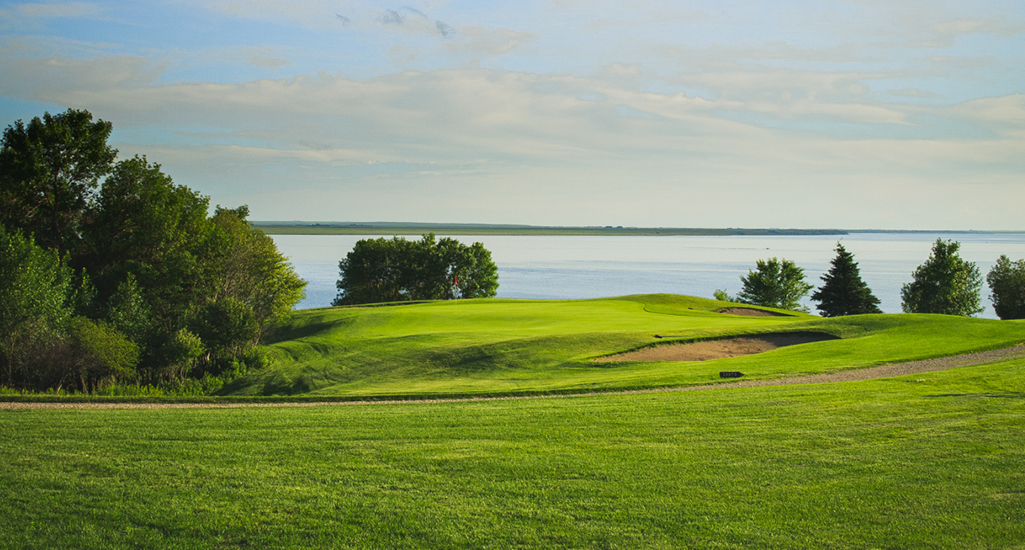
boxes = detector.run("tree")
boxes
[64,317,140,393]
[80,155,215,332]
[208,206,306,333]
[737,257,813,312]
[901,239,982,316]
[334,234,499,305]
[190,297,260,374]
[986,255,1025,320]
[811,243,882,317]
[0,109,117,257]
[334,236,409,305]
[0,226,74,386]
[453,242,499,299]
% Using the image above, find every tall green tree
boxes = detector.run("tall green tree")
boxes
[334,236,410,305]
[986,255,1025,320]
[0,226,74,386]
[737,257,813,312]
[334,234,499,306]
[208,206,306,332]
[81,155,215,332]
[811,243,882,317]
[901,239,982,316]
[0,109,117,257]
[454,241,499,300]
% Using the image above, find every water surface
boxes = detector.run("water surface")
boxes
[271,233,1025,320]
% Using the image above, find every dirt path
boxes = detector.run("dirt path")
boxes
[3,344,1024,410]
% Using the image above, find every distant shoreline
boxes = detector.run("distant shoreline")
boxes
[252,222,1022,237]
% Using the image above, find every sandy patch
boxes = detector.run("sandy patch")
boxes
[716,307,790,317]
[595,332,839,362]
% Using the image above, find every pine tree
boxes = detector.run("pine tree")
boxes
[811,243,882,317]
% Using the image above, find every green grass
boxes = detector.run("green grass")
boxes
[226,294,1025,398]
[2,358,1024,548]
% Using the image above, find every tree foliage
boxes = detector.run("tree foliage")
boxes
[811,243,882,317]
[0,226,74,386]
[65,317,140,393]
[0,109,117,257]
[334,234,499,306]
[209,206,307,331]
[901,239,982,316]
[81,155,214,331]
[986,255,1025,320]
[0,109,307,392]
[737,257,813,312]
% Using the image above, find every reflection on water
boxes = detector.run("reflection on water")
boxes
[271,233,1025,320]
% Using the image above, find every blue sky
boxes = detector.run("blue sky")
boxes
[1,0,1023,229]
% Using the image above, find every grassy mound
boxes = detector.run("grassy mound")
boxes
[223,295,1025,397]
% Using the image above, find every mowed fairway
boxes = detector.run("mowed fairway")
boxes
[2,359,1025,548]
[224,295,1025,398]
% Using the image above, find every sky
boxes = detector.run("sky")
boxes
[0,0,1023,229]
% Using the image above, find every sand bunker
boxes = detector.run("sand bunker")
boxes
[595,332,839,362]
[716,307,791,317]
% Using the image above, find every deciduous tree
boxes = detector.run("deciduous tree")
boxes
[335,234,499,305]
[0,109,117,257]
[986,255,1025,320]
[901,239,982,316]
[209,206,306,332]
[0,226,74,386]
[737,257,813,312]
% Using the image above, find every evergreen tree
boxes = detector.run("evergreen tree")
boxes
[811,243,882,317]
[901,239,982,316]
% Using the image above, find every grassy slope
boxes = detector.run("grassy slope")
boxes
[226,294,1025,397]
[2,358,1023,549]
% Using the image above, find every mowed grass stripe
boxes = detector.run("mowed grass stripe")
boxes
[2,359,1023,548]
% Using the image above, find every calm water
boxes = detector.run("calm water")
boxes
[271,233,1025,320]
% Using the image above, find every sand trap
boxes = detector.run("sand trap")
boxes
[595,332,839,362]
[716,307,791,317]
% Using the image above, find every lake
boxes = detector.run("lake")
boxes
[270,232,1025,320]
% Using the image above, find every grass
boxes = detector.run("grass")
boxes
[224,294,1025,398]
[2,358,1024,548]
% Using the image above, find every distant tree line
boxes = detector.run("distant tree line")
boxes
[716,239,1023,320]
[0,109,306,393]
[334,234,498,306]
